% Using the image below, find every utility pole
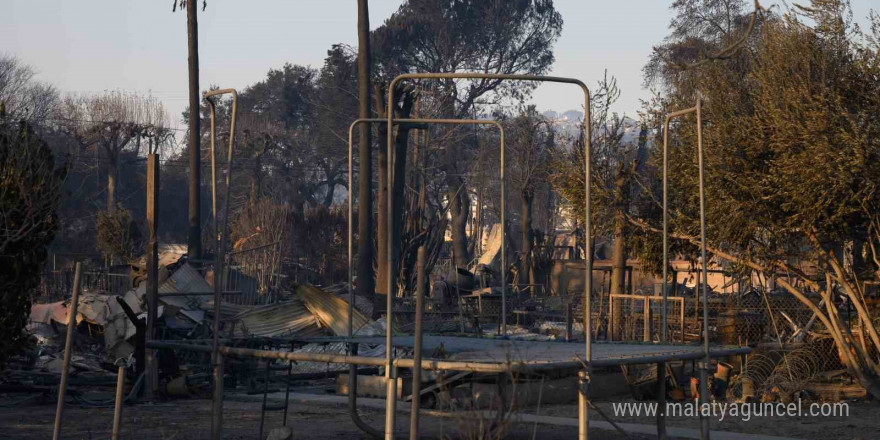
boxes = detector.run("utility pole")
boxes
[356,0,374,301]
[145,152,160,397]
[186,0,202,261]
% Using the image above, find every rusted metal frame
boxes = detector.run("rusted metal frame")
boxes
[661,105,698,342]
[348,116,505,440]
[146,340,749,372]
[388,72,592,440]
[610,294,685,342]
[52,262,83,440]
[204,88,238,440]
[661,98,710,440]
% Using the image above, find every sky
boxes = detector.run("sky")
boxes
[3,1,876,131]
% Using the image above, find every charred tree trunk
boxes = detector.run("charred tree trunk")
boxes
[356,0,375,304]
[107,155,117,212]
[376,113,389,297]
[186,0,201,260]
[375,85,414,297]
[521,189,535,296]
[447,174,470,268]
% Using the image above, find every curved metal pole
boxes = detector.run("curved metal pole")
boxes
[348,116,505,440]
[661,98,709,440]
[695,99,711,440]
[346,118,385,440]
[661,106,697,343]
[387,72,590,440]
[204,87,237,440]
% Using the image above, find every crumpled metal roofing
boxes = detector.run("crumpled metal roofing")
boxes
[227,298,324,338]
[298,285,371,336]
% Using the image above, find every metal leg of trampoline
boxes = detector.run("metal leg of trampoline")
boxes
[348,343,385,439]
[578,369,590,440]
[657,361,667,439]
[699,361,711,440]
[385,363,398,440]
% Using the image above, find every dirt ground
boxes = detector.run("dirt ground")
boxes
[0,396,638,440]
[1,390,875,439]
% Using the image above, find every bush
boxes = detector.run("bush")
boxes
[96,208,142,264]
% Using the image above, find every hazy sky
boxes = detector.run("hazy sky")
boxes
[3,1,876,130]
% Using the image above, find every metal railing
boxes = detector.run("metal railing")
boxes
[37,269,130,302]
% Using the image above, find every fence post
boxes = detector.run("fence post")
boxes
[52,262,83,440]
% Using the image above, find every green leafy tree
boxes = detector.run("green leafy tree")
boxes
[637,1,880,396]
[0,111,64,367]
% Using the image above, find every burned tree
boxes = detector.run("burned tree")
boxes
[63,92,169,212]
[506,106,556,296]
[371,0,563,270]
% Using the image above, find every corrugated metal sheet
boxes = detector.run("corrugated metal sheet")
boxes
[227,298,324,338]
[131,263,210,322]
[298,285,371,336]
[204,301,252,319]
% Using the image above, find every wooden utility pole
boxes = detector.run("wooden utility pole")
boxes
[186,0,202,261]
[356,0,374,301]
[146,153,160,397]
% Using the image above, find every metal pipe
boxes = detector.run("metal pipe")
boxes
[350,116,505,440]
[661,105,698,343]
[577,370,588,440]
[696,98,711,440]
[111,365,125,440]
[662,105,693,344]
[410,246,426,440]
[660,98,710,440]
[204,87,238,440]
[662,114,670,343]
[52,261,82,440]
[210,97,217,231]
[657,361,667,439]
[385,72,591,344]
[149,341,748,375]
[390,73,589,439]
[385,363,398,440]
[346,118,505,336]
[344,120,384,439]
[158,291,241,297]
